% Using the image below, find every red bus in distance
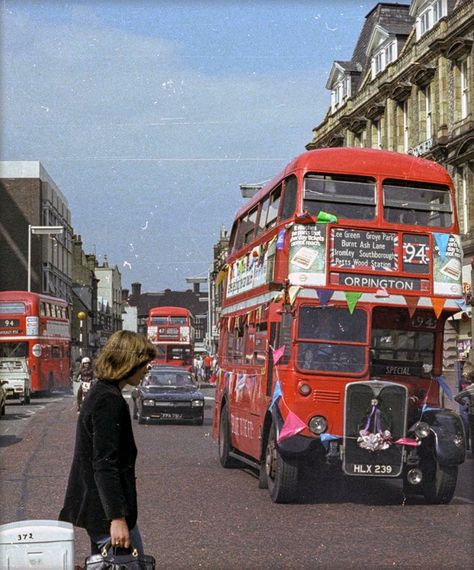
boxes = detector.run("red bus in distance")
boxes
[212,147,466,505]
[147,306,195,370]
[0,291,71,395]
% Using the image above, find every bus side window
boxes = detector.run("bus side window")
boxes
[243,206,258,245]
[233,217,245,252]
[256,196,270,236]
[280,175,297,221]
[265,185,282,230]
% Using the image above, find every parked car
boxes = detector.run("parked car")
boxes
[131,366,204,425]
[0,381,7,417]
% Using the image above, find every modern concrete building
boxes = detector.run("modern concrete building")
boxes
[0,161,73,302]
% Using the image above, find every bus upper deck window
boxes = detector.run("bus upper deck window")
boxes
[265,186,282,229]
[303,174,375,220]
[280,175,297,220]
[383,180,453,228]
[243,206,258,245]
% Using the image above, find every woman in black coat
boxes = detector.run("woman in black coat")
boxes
[59,330,156,554]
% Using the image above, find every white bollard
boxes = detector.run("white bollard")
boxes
[0,520,75,569]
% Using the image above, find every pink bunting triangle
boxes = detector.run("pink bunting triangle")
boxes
[277,410,307,443]
[272,345,286,365]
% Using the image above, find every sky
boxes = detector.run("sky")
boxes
[0,0,410,292]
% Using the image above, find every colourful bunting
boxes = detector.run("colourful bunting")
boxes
[316,288,334,306]
[394,437,420,447]
[375,287,389,298]
[433,374,453,401]
[455,298,469,314]
[403,295,419,318]
[215,267,227,286]
[434,233,450,262]
[431,297,445,319]
[289,286,301,306]
[277,410,307,443]
[320,433,340,443]
[272,345,286,365]
[269,380,282,410]
[344,291,362,314]
[316,211,338,224]
[276,229,286,250]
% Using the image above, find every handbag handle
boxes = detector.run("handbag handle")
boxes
[100,541,139,558]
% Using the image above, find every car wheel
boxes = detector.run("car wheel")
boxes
[218,403,239,468]
[422,455,458,504]
[194,414,204,426]
[24,390,31,405]
[265,422,299,503]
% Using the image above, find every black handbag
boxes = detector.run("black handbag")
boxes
[84,542,156,570]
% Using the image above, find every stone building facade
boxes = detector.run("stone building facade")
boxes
[306,0,474,360]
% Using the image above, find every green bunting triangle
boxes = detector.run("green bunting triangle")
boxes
[344,291,362,314]
[317,211,338,223]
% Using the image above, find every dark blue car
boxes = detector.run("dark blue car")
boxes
[131,366,204,425]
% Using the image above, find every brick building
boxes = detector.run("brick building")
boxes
[0,161,73,303]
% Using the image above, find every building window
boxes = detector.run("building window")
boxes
[424,85,432,140]
[403,100,409,153]
[417,0,446,39]
[460,167,470,234]
[373,119,382,149]
[331,78,348,113]
[460,59,468,120]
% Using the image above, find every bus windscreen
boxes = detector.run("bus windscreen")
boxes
[383,180,452,227]
[303,174,376,220]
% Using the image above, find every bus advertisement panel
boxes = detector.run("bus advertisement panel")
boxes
[147,306,195,369]
[212,148,466,505]
[0,291,71,395]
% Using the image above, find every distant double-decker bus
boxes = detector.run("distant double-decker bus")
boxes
[212,147,466,504]
[147,306,194,369]
[0,291,71,394]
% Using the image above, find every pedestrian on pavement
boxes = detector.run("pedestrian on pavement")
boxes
[59,330,156,556]
[203,353,212,381]
[76,357,95,412]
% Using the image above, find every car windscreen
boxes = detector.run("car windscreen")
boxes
[145,372,195,387]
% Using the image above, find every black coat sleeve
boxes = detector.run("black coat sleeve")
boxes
[91,395,128,521]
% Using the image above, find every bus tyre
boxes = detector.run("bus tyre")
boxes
[265,423,299,503]
[219,403,238,468]
[422,456,458,505]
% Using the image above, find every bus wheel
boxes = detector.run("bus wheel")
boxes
[422,456,458,504]
[218,403,239,468]
[265,423,299,503]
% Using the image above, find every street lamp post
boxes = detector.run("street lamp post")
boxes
[27,225,64,292]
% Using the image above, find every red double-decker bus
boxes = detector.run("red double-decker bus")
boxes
[212,147,466,504]
[0,291,71,395]
[147,306,195,369]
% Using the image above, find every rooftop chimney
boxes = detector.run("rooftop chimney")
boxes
[131,282,141,297]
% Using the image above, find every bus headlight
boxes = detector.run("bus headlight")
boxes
[414,422,430,439]
[297,382,312,396]
[309,416,328,435]
[32,344,42,357]
[192,400,204,407]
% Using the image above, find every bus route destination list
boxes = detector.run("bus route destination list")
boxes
[330,228,398,271]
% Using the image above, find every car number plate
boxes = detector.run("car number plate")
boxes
[160,412,182,419]
[348,463,394,475]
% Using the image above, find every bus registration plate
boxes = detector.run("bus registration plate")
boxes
[347,463,394,475]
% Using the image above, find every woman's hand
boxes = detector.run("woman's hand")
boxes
[110,517,130,549]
